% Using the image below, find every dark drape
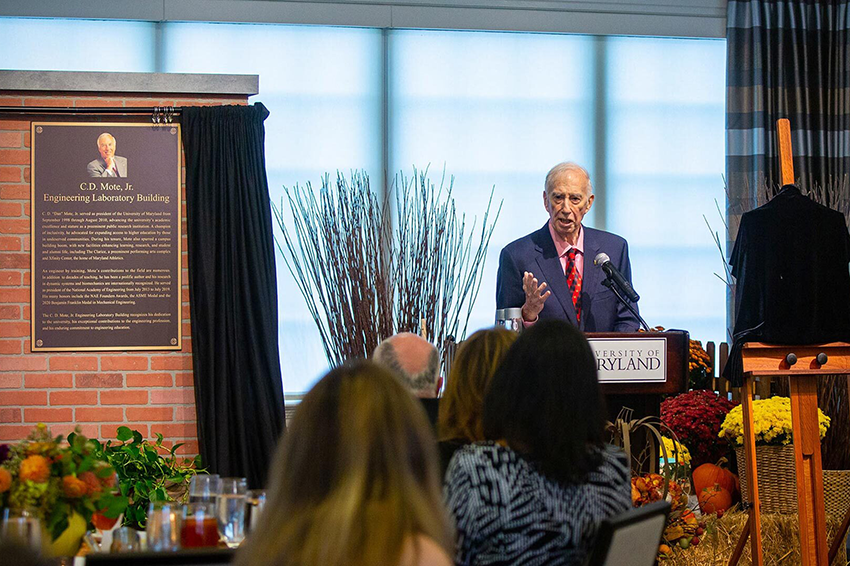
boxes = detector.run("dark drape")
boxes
[182,103,285,488]
[726,0,850,221]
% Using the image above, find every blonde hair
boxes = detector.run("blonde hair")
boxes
[437,327,517,442]
[236,360,453,566]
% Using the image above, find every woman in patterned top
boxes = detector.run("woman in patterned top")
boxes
[237,360,454,566]
[444,320,631,565]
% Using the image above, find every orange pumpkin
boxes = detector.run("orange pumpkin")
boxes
[698,485,733,514]
[692,461,737,495]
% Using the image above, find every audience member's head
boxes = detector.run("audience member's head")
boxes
[483,319,606,483]
[437,327,517,443]
[236,359,452,566]
[373,332,441,398]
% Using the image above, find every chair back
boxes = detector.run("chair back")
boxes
[584,500,670,566]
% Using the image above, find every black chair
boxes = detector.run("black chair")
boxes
[584,500,670,566]
[82,548,235,565]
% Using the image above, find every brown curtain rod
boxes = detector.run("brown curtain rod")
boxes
[0,106,180,121]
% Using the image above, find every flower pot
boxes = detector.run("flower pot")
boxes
[44,511,87,557]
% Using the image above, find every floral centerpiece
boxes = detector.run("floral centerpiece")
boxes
[0,424,127,544]
[718,396,830,446]
[661,390,737,468]
[688,339,712,390]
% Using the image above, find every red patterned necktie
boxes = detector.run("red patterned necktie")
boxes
[566,248,582,321]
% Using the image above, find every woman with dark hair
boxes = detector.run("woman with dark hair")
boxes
[444,320,630,565]
[236,360,453,566]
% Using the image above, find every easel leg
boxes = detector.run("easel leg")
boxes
[730,376,763,566]
[789,375,829,565]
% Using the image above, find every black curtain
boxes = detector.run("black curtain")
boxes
[182,103,285,488]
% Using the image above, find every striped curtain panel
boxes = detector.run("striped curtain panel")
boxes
[726,0,850,228]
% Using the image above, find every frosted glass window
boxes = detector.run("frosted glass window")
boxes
[0,18,155,72]
[162,22,383,394]
[389,29,596,337]
[605,37,727,345]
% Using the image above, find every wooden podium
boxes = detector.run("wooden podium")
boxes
[730,342,850,566]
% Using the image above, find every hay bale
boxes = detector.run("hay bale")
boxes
[660,509,848,566]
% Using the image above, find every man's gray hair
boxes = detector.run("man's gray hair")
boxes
[373,337,440,393]
[545,162,593,195]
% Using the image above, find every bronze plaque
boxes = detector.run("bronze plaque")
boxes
[31,123,182,351]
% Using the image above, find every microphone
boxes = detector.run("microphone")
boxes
[594,252,640,302]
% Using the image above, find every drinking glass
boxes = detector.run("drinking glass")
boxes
[246,489,267,532]
[217,477,247,548]
[189,474,221,504]
[110,526,141,553]
[181,502,219,548]
[146,501,181,552]
[0,515,42,551]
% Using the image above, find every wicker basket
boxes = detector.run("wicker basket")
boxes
[734,445,850,516]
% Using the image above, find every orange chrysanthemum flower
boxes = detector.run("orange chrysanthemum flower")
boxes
[0,467,11,493]
[61,475,88,499]
[18,454,51,483]
[78,471,101,496]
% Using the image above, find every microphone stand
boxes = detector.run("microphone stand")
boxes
[601,278,651,332]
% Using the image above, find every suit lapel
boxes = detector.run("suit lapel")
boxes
[580,228,604,332]
[532,224,577,325]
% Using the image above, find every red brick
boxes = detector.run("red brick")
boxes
[0,150,28,165]
[23,132,30,148]
[0,288,28,302]
[0,238,21,252]
[49,424,99,439]
[0,167,21,183]
[0,98,24,107]
[182,338,192,353]
[76,373,123,388]
[23,98,72,108]
[101,423,148,440]
[0,270,21,285]
[73,98,124,108]
[22,267,29,281]
[50,390,98,405]
[0,339,21,354]
[24,407,72,422]
[0,390,46,406]
[0,373,22,388]
[75,407,124,422]
[0,425,36,441]
[154,422,197,439]
[22,201,29,217]
[0,202,20,217]
[0,219,28,234]
[175,406,196,421]
[24,372,72,388]
[0,321,29,337]
[0,185,28,200]
[126,407,172,422]
[100,390,148,405]
[49,356,98,371]
[100,355,148,371]
[172,440,200,456]
[0,253,27,268]
[151,355,192,371]
[0,408,21,422]
[1,356,47,371]
[21,305,29,321]
[0,132,21,148]
[150,388,193,405]
[126,372,172,387]
[0,305,19,319]
[175,371,194,387]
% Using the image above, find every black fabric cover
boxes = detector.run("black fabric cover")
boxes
[724,185,850,385]
[181,103,286,488]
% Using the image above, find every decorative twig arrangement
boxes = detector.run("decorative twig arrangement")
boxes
[272,167,500,368]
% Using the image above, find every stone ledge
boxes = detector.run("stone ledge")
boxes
[0,70,259,96]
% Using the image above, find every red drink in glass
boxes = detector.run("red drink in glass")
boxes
[181,515,219,548]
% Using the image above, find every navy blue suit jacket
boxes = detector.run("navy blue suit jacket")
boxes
[496,223,639,332]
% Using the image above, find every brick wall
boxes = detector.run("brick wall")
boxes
[0,90,248,455]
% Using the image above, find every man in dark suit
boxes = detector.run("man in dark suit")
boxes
[496,162,639,332]
[86,132,128,178]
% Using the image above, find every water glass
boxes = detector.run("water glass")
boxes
[146,501,181,552]
[246,489,267,532]
[0,515,42,551]
[181,502,219,548]
[217,477,247,548]
[189,474,221,504]
[110,526,141,553]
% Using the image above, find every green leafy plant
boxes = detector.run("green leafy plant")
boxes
[92,426,205,529]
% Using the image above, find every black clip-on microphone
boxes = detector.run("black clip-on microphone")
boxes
[594,252,651,332]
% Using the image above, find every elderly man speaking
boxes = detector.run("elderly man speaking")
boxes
[496,162,639,332]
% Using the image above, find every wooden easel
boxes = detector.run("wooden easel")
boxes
[728,120,850,566]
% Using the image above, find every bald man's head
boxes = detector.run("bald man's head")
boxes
[373,333,441,397]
